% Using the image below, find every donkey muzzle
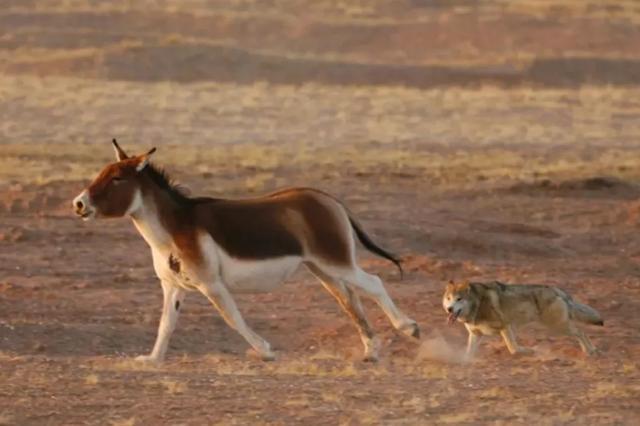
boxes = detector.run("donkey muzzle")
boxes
[72,191,95,219]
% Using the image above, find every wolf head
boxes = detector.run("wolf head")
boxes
[442,281,474,325]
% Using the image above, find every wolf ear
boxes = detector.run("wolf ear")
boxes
[446,279,455,289]
[112,138,129,161]
[135,147,156,172]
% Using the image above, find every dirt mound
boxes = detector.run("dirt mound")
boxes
[2,5,640,88]
[471,220,560,239]
[508,176,640,199]
[7,44,640,88]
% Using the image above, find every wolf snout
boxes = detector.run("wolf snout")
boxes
[447,306,454,313]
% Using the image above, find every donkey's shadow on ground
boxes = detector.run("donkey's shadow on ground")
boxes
[2,316,282,358]
[3,313,419,360]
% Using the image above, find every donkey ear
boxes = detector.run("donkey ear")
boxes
[112,138,128,161]
[135,147,157,172]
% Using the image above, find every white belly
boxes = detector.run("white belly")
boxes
[219,254,302,293]
[150,233,302,293]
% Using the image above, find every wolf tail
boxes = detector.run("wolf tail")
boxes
[570,302,604,326]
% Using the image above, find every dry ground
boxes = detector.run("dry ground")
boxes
[1,1,640,425]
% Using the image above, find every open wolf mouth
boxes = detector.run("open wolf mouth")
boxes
[447,310,460,325]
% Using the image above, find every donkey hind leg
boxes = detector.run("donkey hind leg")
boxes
[197,280,276,361]
[136,280,185,363]
[340,266,419,339]
[307,264,380,361]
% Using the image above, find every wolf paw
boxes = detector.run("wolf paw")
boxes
[586,347,602,357]
[362,337,380,362]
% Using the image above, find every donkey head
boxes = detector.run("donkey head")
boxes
[72,139,156,220]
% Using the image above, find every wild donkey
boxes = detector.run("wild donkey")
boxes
[73,140,419,362]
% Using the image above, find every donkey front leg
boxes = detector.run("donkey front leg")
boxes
[136,280,185,363]
[198,280,276,361]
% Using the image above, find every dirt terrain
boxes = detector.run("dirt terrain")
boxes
[1,1,640,425]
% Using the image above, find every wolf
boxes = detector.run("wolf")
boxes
[442,280,603,358]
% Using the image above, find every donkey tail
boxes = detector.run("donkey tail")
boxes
[348,215,403,279]
[570,302,604,326]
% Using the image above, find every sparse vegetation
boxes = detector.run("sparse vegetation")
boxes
[1,0,639,424]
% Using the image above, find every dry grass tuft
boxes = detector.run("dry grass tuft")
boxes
[110,418,136,426]
[477,386,509,399]
[160,379,188,394]
[590,382,640,400]
[85,373,100,385]
[401,396,427,414]
[284,395,311,407]
[621,362,637,374]
[438,412,477,424]
[141,378,188,394]
[269,359,359,377]
[110,359,161,372]
[308,350,343,361]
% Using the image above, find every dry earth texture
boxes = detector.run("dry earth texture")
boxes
[1,1,640,425]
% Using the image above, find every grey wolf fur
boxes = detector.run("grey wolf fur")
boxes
[442,280,603,357]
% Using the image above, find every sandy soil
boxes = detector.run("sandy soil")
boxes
[1,1,640,425]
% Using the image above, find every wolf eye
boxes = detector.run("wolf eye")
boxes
[456,297,462,302]
[111,176,125,184]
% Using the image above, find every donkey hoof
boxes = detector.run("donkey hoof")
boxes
[250,349,276,362]
[261,352,276,362]
[512,348,534,356]
[411,324,421,339]
[135,354,162,364]
[587,348,602,357]
[363,354,379,363]
[400,322,420,340]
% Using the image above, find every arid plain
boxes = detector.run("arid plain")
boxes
[1,1,640,424]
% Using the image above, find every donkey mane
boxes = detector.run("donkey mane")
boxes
[144,163,193,206]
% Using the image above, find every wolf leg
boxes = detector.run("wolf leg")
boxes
[547,308,599,355]
[500,326,533,355]
[465,329,482,359]
[565,323,599,355]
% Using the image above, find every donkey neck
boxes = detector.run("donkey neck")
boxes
[129,185,191,253]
